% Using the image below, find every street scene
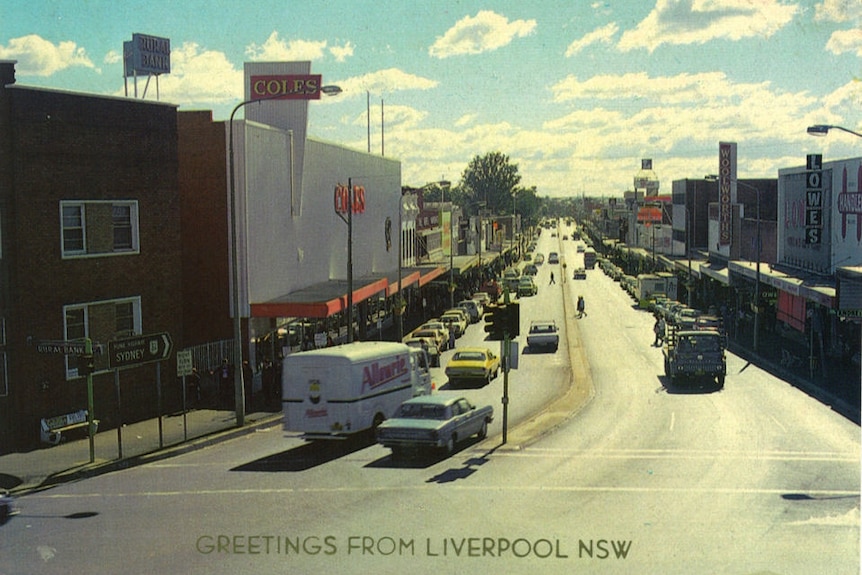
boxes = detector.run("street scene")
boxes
[1,2,860,574]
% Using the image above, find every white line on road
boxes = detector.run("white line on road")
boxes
[29,484,860,499]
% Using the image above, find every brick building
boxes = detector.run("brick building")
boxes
[0,61,184,451]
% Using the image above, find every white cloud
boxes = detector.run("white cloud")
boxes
[455,114,477,127]
[618,0,798,53]
[814,0,862,22]
[123,41,242,105]
[353,103,427,130]
[334,68,438,98]
[103,50,121,65]
[245,32,327,61]
[0,34,95,76]
[565,22,619,56]
[329,41,354,63]
[429,10,536,58]
[825,28,862,56]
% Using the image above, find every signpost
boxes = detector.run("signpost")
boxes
[176,350,193,441]
[33,337,97,462]
[109,332,174,449]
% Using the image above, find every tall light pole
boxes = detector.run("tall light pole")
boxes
[807,124,862,138]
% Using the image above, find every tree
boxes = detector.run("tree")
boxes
[460,152,521,215]
[513,186,541,228]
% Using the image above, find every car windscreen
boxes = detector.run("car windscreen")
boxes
[397,403,449,419]
[452,352,485,361]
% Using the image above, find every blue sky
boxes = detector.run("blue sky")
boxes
[2,0,860,196]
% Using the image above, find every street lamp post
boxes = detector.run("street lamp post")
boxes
[228,87,340,425]
[807,124,862,138]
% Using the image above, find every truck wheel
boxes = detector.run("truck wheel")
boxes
[372,413,385,430]
[477,421,488,440]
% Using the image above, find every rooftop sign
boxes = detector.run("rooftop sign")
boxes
[250,74,322,100]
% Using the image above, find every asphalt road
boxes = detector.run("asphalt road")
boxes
[1,223,858,575]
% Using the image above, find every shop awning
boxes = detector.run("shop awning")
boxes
[700,263,730,285]
[250,275,388,319]
[418,265,446,286]
[385,269,421,296]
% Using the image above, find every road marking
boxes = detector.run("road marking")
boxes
[492,447,859,463]
[669,411,675,432]
[29,484,860,499]
[769,415,788,434]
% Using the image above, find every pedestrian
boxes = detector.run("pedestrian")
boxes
[576,295,586,318]
[448,324,456,350]
[653,315,666,346]
[549,271,555,285]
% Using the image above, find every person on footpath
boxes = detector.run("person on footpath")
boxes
[448,323,456,351]
[576,295,586,318]
[653,315,666,346]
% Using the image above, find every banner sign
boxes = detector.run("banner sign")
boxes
[124,33,171,76]
[718,142,736,246]
[250,74,322,100]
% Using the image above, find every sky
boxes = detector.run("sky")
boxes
[1,0,860,197]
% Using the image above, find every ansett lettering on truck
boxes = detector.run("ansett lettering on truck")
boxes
[362,355,408,393]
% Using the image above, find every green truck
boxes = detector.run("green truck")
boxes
[663,325,726,387]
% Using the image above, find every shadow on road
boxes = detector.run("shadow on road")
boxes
[231,433,375,473]
[660,375,723,395]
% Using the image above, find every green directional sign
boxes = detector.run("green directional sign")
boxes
[109,332,173,369]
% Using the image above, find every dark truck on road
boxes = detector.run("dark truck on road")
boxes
[663,325,726,387]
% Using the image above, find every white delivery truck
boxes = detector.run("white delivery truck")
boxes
[283,341,433,439]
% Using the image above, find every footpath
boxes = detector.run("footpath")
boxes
[0,408,282,496]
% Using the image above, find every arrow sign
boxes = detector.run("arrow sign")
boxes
[109,332,173,369]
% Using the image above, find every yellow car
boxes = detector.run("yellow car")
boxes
[445,347,500,387]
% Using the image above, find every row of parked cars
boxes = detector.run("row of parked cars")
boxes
[402,292,492,367]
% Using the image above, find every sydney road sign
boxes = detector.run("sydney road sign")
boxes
[109,332,173,369]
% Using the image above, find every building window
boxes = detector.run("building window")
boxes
[113,205,133,250]
[61,200,139,258]
[62,204,85,254]
[63,297,142,378]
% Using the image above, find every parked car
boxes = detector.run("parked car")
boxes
[534,253,545,265]
[445,347,500,387]
[517,276,538,297]
[522,264,538,276]
[576,243,585,253]
[375,395,494,456]
[526,320,559,352]
[548,252,559,264]
[440,312,467,337]
[404,336,441,367]
[572,267,586,280]
[503,268,521,292]
[410,328,447,353]
[472,291,491,307]
[457,300,482,323]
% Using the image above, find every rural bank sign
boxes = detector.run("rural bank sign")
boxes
[250,74,323,100]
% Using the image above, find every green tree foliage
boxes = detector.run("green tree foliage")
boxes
[460,152,521,215]
[513,186,541,228]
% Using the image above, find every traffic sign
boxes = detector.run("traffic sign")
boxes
[176,349,193,377]
[35,340,87,355]
[109,332,173,369]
